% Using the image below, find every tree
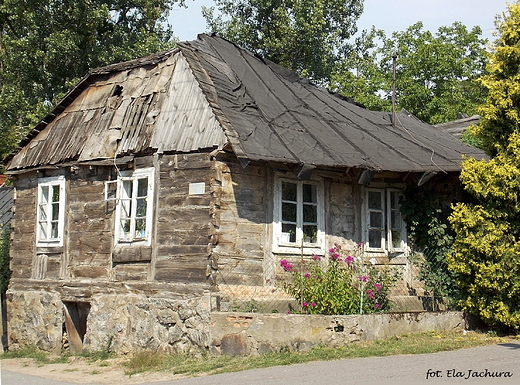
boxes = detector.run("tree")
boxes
[202,0,364,83]
[0,0,184,160]
[448,3,520,330]
[331,22,488,124]
[330,27,391,111]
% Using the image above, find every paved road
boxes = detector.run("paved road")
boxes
[2,342,519,385]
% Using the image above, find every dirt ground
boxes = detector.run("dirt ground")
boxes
[1,356,193,384]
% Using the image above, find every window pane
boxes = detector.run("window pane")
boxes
[51,222,59,239]
[40,186,49,204]
[370,211,383,228]
[282,181,297,201]
[135,219,146,238]
[137,177,148,197]
[303,204,317,223]
[122,180,133,199]
[120,219,131,238]
[51,202,60,221]
[39,222,47,240]
[281,223,297,243]
[39,205,48,221]
[390,191,400,209]
[392,230,402,248]
[302,184,317,203]
[303,225,317,243]
[282,202,297,222]
[52,185,60,203]
[369,230,382,249]
[136,198,147,217]
[368,191,382,209]
[121,200,132,219]
[391,211,402,230]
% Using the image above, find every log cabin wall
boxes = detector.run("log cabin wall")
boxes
[212,160,269,288]
[9,171,38,280]
[155,152,216,288]
[8,152,220,293]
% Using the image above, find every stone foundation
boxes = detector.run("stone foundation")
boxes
[209,311,465,356]
[6,290,464,356]
[6,290,211,355]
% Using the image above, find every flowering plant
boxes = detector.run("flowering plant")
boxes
[279,243,399,315]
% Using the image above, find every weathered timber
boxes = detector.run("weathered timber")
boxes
[112,246,152,263]
[156,244,211,257]
[113,263,149,281]
[72,266,108,279]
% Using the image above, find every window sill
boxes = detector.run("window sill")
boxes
[272,244,325,256]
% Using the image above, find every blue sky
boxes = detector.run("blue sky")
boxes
[168,0,510,42]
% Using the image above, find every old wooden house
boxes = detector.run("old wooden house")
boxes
[4,34,485,354]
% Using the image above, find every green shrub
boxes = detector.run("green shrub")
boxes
[448,3,520,331]
[278,244,399,315]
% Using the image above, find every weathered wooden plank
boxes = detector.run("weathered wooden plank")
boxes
[112,246,152,263]
[134,156,154,169]
[70,252,111,266]
[156,244,210,257]
[113,264,148,281]
[156,228,209,246]
[70,233,112,254]
[154,267,207,283]
[45,258,61,279]
[9,265,32,279]
[72,266,108,279]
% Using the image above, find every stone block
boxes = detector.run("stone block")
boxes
[220,333,250,356]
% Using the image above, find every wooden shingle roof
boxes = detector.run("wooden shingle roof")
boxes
[5,34,486,173]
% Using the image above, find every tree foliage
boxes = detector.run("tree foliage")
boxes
[202,0,364,82]
[0,0,183,160]
[449,3,520,330]
[331,22,488,124]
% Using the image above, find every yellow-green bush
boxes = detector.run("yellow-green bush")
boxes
[448,3,520,331]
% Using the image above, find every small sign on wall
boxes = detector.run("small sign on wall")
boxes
[189,182,205,195]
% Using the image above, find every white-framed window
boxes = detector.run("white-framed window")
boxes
[365,188,406,253]
[114,168,154,244]
[37,175,66,247]
[273,176,324,253]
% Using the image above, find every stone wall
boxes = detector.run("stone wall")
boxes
[6,290,212,355]
[6,289,463,356]
[7,291,64,353]
[209,311,465,356]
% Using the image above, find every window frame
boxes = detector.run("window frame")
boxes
[36,175,66,247]
[114,167,155,246]
[273,176,325,255]
[364,187,406,253]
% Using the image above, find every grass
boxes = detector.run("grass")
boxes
[1,330,517,379]
[121,330,518,377]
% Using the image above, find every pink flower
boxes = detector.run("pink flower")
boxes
[374,303,380,309]
[312,254,321,261]
[345,255,354,266]
[366,289,374,299]
[374,283,383,291]
[304,273,311,278]
[280,259,293,272]
[311,302,317,307]
[302,302,309,308]
[329,248,336,253]
[357,242,364,249]
[358,275,368,282]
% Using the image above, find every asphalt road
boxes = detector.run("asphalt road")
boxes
[2,342,519,385]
